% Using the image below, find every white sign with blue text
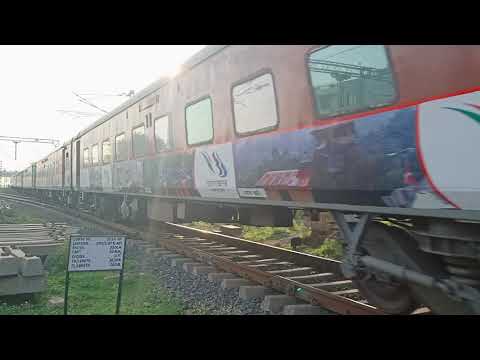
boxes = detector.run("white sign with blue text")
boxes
[68,235,126,272]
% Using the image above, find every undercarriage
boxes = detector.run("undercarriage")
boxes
[330,212,480,314]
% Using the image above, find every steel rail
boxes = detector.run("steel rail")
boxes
[0,191,389,315]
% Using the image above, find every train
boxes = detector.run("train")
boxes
[11,45,480,314]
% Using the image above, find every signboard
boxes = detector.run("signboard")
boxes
[64,234,127,315]
[68,235,126,272]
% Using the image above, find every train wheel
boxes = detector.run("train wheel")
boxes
[353,223,418,314]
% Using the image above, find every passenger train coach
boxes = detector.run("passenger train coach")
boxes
[13,45,480,314]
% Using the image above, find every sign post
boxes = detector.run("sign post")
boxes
[64,235,127,315]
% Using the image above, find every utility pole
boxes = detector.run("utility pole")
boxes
[0,136,60,160]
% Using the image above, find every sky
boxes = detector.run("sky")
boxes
[0,45,206,172]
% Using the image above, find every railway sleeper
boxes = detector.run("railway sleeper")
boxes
[283,304,331,315]
[204,247,239,252]
[332,288,360,297]
[221,250,250,255]
[268,267,314,276]
[6,193,384,315]
[287,272,336,281]
[310,280,354,292]
[186,242,219,247]
[237,258,279,265]
[248,261,293,269]
[138,241,330,313]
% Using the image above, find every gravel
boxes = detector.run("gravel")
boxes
[3,198,270,315]
[126,240,269,315]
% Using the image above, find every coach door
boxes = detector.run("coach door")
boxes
[32,164,36,188]
[64,146,72,190]
[73,140,81,190]
[61,147,66,188]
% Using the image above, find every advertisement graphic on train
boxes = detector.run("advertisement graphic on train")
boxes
[418,91,480,210]
[194,144,240,199]
[101,165,112,192]
[234,107,450,208]
[145,152,196,197]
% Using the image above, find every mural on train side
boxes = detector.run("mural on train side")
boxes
[144,151,197,197]
[77,91,480,211]
[417,90,480,210]
[234,106,452,209]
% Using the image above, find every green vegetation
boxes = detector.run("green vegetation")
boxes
[189,211,311,243]
[189,218,311,243]
[302,239,343,260]
[0,206,183,315]
[0,249,183,315]
[188,211,344,261]
[242,218,311,242]
[0,243,184,315]
[0,207,43,224]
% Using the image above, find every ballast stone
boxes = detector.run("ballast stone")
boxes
[145,247,164,255]
[192,266,217,275]
[170,257,193,268]
[161,254,181,261]
[261,295,298,313]
[239,285,277,300]
[182,262,203,273]
[152,250,175,257]
[221,278,255,289]
[283,304,329,315]
[207,272,239,282]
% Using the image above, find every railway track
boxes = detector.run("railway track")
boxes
[0,191,431,315]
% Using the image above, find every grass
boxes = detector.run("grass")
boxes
[0,207,44,224]
[301,239,344,260]
[189,213,311,243]
[0,244,184,315]
[188,211,344,261]
[0,206,184,315]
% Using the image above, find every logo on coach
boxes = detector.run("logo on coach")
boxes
[200,151,228,178]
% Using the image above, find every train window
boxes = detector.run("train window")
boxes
[307,45,396,118]
[92,144,99,165]
[132,124,146,158]
[83,148,89,167]
[154,115,170,152]
[185,97,213,146]
[232,73,279,135]
[115,133,127,161]
[102,140,112,164]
